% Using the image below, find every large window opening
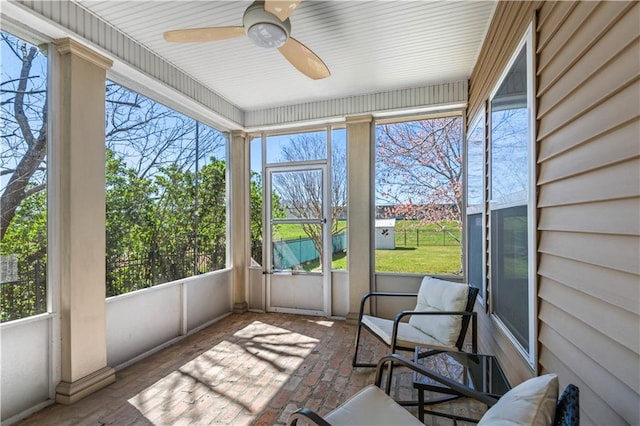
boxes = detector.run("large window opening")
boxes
[488,25,535,360]
[374,116,463,275]
[0,32,48,322]
[105,82,227,297]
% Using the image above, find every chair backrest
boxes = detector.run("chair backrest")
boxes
[409,278,478,350]
[554,384,579,426]
[454,286,479,350]
[410,278,474,348]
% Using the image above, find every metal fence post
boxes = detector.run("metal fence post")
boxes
[34,260,42,313]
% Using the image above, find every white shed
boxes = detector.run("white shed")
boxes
[375,219,396,249]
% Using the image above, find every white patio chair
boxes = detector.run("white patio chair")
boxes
[288,354,578,426]
[352,276,479,368]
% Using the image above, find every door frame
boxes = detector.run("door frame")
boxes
[264,161,332,316]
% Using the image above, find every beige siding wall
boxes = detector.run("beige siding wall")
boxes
[536,1,639,424]
[470,1,640,425]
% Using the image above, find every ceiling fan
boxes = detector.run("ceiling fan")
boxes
[163,0,330,80]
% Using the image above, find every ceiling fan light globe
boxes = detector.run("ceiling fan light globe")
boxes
[243,1,291,49]
[248,23,287,48]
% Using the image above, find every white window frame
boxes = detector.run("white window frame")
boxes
[465,108,486,306]
[488,21,537,368]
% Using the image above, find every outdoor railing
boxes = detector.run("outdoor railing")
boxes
[106,247,225,297]
[1,260,46,322]
[1,248,227,322]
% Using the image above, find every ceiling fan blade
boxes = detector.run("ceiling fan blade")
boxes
[163,26,245,43]
[278,37,330,80]
[265,0,302,21]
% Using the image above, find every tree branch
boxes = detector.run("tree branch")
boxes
[13,44,38,148]
[24,183,46,198]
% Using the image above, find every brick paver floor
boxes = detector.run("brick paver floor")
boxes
[16,312,486,425]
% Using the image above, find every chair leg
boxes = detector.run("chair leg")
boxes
[385,360,394,394]
[352,322,363,367]
[384,346,396,393]
[471,313,477,353]
[352,323,376,368]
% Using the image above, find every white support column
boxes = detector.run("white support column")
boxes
[52,38,115,404]
[230,130,249,313]
[345,115,374,322]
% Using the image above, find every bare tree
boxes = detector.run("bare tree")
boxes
[1,31,233,316]
[0,34,47,241]
[274,133,347,266]
[376,117,463,238]
[105,82,225,179]
[489,108,529,203]
[0,31,225,242]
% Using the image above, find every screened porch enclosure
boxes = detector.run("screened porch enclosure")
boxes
[1,1,638,425]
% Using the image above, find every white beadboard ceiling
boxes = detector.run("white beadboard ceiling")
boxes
[73,0,496,111]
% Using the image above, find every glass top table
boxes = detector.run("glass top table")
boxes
[413,348,511,422]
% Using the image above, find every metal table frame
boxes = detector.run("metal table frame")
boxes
[412,348,511,422]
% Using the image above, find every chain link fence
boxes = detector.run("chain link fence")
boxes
[251,233,347,269]
[395,228,460,247]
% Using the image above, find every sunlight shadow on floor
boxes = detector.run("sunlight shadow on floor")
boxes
[127,319,319,424]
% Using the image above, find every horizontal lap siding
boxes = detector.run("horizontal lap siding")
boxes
[537,120,639,184]
[536,2,640,425]
[468,1,541,384]
[470,1,640,423]
[539,292,639,397]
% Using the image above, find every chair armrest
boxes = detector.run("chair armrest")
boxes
[395,310,473,322]
[374,354,499,407]
[358,292,418,322]
[391,310,477,353]
[287,408,332,426]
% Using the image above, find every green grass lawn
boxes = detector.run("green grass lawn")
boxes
[374,245,461,274]
[328,246,460,274]
[272,221,347,241]
[274,220,459,241]
[274,220,462,274]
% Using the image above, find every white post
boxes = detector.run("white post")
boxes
[346,115,374,322]
[53,38,115,404]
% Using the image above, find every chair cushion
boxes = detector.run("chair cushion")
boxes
[408,277,469,347]
[324,384,424,426]
[478,373,559,426]
[362,315,454,350]
[554,384,579,426]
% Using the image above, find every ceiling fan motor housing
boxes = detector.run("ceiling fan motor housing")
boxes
[243,1,291,48]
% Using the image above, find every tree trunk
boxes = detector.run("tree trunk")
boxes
[1,44,47,241]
